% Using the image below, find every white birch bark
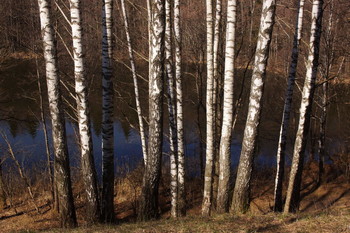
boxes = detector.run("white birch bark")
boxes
[273,0,305,212]
[138,0,165,221]
[216,0,237,214]
[164,0,178,218]
[174,0,186,217]
[120,0,148,166]
[147,0,153,108]
[101,0,115,222]
[37,0,77,227]
[202,0,215,216]
[284,0,324,213]
[231,0,276,214]
[69,0,100,222]
[213,0,222,81]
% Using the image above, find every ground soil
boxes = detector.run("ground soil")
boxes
[0,162,349,232]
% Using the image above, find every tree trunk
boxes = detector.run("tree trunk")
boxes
[120,0,148,169]
[101,0,115,223]
[284,0,324,214]
[37,0,77,227]
[273,0,305,212]
[69,0,100,223]
[202,0,215,217]
[138,0,165,221]
[231,0,276,214]
[165,0,178,218]
[212,0,222,208]
[216,0,237,214]
[174,0,186,217]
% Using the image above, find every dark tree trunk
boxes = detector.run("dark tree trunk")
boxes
[101,0,115,223]
[273,0,305,212]
[284,0,324,213]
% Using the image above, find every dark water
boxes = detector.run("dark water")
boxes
[0,58,349,177]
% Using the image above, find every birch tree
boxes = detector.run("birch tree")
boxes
[273,0,305,212]
[69,0,100,222]
[164,0,178,218]
[212,0,222,206]
[101,0,115,223]
[202,0,215,217]
[231,0,276,214]
[284,0,324,213]
[120,0,148,166]
[37,0,77,227]
[138,0,165,221]
[216,0,237,214]
[174,0,186,217]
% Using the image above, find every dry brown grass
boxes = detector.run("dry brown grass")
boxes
[1,162,350,232]
[38,209,350,233]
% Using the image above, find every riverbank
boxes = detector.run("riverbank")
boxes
[0,162,349,232]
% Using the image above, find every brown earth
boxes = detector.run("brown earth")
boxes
[0,162,349,232]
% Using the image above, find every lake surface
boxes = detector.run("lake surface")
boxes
[0,58,349,178]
